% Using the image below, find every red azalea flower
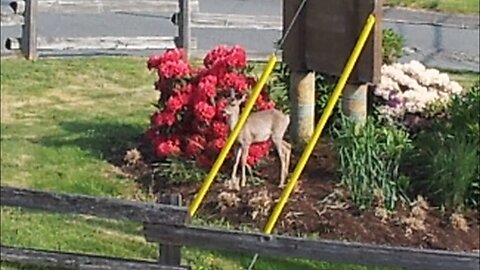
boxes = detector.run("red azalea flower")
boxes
[146,45,276,168]
[246,155,259,166]
[147,54,162,70]
[256,93,275,110]
[163,112,175,127]
[184,134,206,157]
[151,111,176,127]
[171,85,194,104]
[219,72,248,92]
[178,93,191,106]
[166,95,184,112]
[150,112,162,126]
[159,48,186,63]
[261,101,275,110]
[208,61,228,78]
[194,101,216,121]
[197,74,218,98]
[214,99,228,118]
[246,141,272,166]
[204,45,229,68]
[203,45,247,70]
[158,60,191,79]
[211,138,226,150]
[154,136,181,157]
[211,121,229,138]
[225,45,247,69]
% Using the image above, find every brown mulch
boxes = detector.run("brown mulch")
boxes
[119,137,480,253]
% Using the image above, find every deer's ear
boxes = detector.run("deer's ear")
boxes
[239,94,247,103]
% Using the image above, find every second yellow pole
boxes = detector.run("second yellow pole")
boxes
[263,14,376,234]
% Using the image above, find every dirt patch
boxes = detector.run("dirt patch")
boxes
[118,137,479,253]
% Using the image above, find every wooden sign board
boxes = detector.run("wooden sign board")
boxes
[283,0,382,84]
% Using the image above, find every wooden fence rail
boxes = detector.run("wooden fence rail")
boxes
[5,36,197,52]
[0,186,188,224]
[1,185,479,270]
[6,0,199,14]
[0,245,187,270]
[3,0,199,59]
[144,223,480,270]
[0,186,190,270]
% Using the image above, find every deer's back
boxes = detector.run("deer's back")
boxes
[240,109,290,142]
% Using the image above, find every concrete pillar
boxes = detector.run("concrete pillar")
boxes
[342,84,368,124]
[290,70,315,146]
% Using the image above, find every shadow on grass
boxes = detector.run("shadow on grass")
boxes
[37,119,158,194]
[0,261,70,270]
[38,120,146,166]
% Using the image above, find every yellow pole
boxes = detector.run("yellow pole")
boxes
[188,53,278,217]
[263,14,376,234]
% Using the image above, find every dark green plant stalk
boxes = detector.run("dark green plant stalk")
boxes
[334,115,412,210]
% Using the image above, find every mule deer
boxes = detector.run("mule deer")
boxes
[223,92,291,189]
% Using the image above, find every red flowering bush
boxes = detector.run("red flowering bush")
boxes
[145,45,277,170]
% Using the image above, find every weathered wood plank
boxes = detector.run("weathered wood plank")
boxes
[176,0,191,58]
[0,186,188,224]
[0,245,188,270]
[158,194,183,266]
[22,0,37,60]
[144,223,480,270]
[189,13,282,30]
[8,0,199,14]
[282,0,307,70]
[5,36,198,51]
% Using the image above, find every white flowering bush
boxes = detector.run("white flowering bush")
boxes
[373,60,463,122]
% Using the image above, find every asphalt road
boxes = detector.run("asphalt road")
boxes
[1,0,479,72]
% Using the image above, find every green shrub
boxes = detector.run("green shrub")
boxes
[418,136,477,208]
[333,115,413,210]
[153,157,209,185]
[382,28,405,64]
[447,81,480,142]
[314,73,337,120]
[412,81,479,209]
[269,62,292,114]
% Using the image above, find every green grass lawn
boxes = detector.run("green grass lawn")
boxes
[0,57,403,270]
[443,69,480,90]
[385,0,479,14]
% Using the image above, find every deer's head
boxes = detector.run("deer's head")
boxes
[223,90,246,117]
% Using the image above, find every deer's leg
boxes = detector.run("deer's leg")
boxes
[240,144,250,187]
[281,140,292,187]
[246,163,254,177]
[231,147,242,181]
[272,137,286,188]
[225,147,241,190]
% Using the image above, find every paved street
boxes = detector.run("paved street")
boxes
[1,0,479,71]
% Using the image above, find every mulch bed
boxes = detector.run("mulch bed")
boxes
[119,136,479,253]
